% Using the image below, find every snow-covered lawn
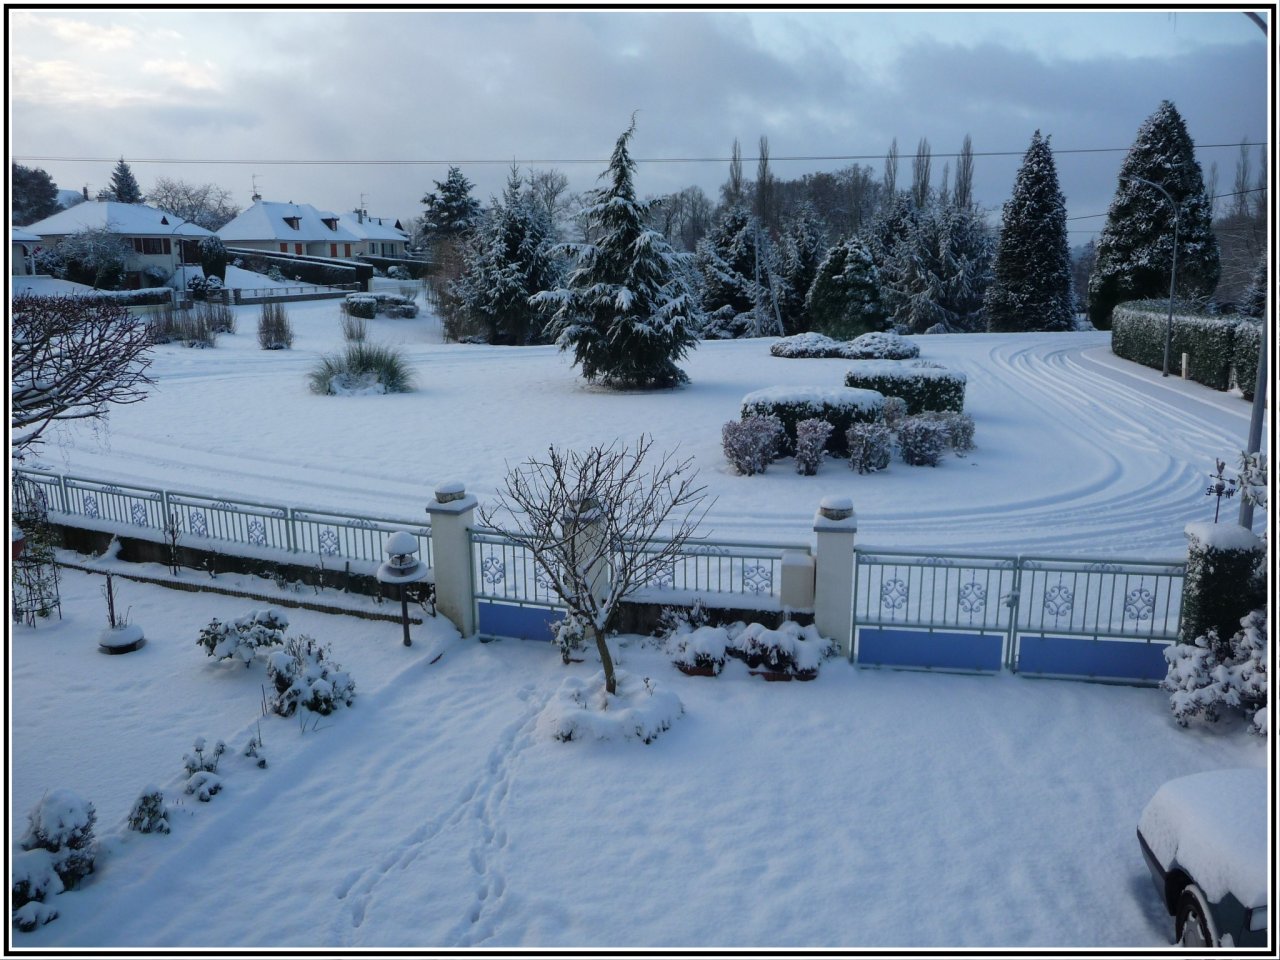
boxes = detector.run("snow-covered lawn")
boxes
[12,567,1263,949]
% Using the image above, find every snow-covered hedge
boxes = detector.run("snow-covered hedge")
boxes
[344,291,418,319]
[770,332,852,359]
[846,331,920,360]
[1110,301,1242,391]
[843,361,966,414]
[668,619,836,678]
[919,410,976,455]
[77,288,174,307]
[1180,522,1265,647]
[343,295,377,320]
[742,386,884,457]
[1233,319,1262,400]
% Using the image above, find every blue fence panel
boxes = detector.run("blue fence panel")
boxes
[477,602,564,642]
[855,628,1004,673]
[1015,635,1171,684]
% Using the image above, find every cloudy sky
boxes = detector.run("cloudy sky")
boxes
[8,7,1271,241]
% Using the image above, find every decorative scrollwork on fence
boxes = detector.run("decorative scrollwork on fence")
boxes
[1124,587,1154,622]
[81,492,100,519]
[535,565,559,598]
[685,543,731,557]
[212,500,235,511]
[958,581,986,621]
[348,518,376,529]
[188,510,209,538]
[742,564,773,595]
[248,519,267,547]
[880,577,909,613]
[130,503,150,527]
[1043,583,1074,619]
[921,556,955,567]
[318,529,341,557]
[481,555,506,587]
[103,484,123,495]
[1086,561,1122,573]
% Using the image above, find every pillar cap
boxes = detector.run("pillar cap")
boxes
[434,480,467,503]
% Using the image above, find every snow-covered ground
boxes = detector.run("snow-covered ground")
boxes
[12,290,1268,949]
[11,566,1264,949]
[26,293,1264,558]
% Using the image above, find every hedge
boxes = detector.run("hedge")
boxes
[1233,320,1262,401]
[1110,301,1239,391]
[742,386,884,456]
[1181,522,1265,646]
[843,360,966,414]
[76,288,173,307]
[344,292,418,318]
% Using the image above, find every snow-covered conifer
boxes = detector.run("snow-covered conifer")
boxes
[984,131,1074,332]
[776,202,828,335]
[1087,101,1220,328]
[533,118,699,388]
[106,158,143,204]
[419,166,481,237]
[804,236,887,339]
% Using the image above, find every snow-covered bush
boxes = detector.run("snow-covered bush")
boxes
[844,360,966,414]
[554,612,588,665]
[794,418,833,475]
[197,300,234,334]
[342,295,377,320]
[1181,522,1265,647]
[19,790,97,893]
[345,291,418,319]
[669,624,730,675]
[537,670,682,744]
[196,608,288,665]
[265,635,355,717]
[920,410,976,455]
[846,423,892,473]
[657,597,712,641]
[727,620,836,676]
[722,415,784,476]
[183,738,225,801]
[265,264,286,283]
[1163,609,1267,732]
[846,330,920,360]
[387,265,409,280]
[897,416,949,466]
[769,332,851,359]
[308,342,414,395]
[243,730,268,769]
[12,849,62,931]
[742,386,885,456]
[880,396,908,429]
[257,301,294,350]
[126,788,170,834]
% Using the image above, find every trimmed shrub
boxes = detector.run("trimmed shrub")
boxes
[920,410,976,455]
[770,332,851,359]
[723,416,784,476]
[846,422,892,473]
[344,291,418,318]
[258,301,294,350]
[881,396,909,429]
[844,361,966,414]
[1233,319,1262,400]
[742,386,884,456]
[846,330,920,360]
[196,608,289,665]
[126,788,170,834]
[1110,301,1238,391]
[308,342,414,395]
[897,416,948,466]
[1180,522,1265,646]
[794,418,833,475]
[265,635,355,717]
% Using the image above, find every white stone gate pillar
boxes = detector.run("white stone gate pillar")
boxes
[813,496,857,657]
[426,481,477,637]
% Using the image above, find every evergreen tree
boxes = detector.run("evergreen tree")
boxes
[453,165,563,345]
[1087,101,1219,328]
[776,202,828,335]
[199,235,228,283]
[533,118,699,389]
[1241,255,1267,319]
[805,236,887,339]
[106,158,143,204]
[696,207,782,338]
[12,163,61,225]
[419,166,481,236]
[984,131,1074,332]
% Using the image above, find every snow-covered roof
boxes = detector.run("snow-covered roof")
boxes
[217,200,362,244]
[12,227,42,243]
[338,214,409,243]
[22,201,214,238]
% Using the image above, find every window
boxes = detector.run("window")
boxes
[295,243,303,254]
[280,242,289,253]
[132,237,167,255]
[283,216,301,230]
[330,243,337,257]
[322,218,338,231]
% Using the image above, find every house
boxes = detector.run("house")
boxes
[216,200,364,259]
[338,210,411,259]
[11,228,41,275]
[22,201,214,288]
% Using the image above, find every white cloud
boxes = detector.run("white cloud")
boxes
[45,16,139,52]
[140,58,222,91]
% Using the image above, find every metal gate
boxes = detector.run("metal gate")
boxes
[470,528,565,641]
[852,548,1185,685]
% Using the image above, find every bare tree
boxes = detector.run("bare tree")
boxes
[11,294,155,455]
[526,167,571,237]
[883,137,899,199]
[722,138,745,210]
[954,134,975,211]
[148,177,240,231]
[755,135,777,234]
[911,137,932,209]
[480,436,710,695]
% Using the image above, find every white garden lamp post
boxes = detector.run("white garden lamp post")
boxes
[1123,175,1180,377]
[377,530,430,647]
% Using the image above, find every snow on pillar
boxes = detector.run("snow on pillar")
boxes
[813,496,857,657]
[780,549,815,612]
[563,496,609,604]
[426,481,478,637]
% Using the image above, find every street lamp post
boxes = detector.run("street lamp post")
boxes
[1123,175,1180,377]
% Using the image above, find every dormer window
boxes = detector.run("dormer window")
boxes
[283,216,301,230]
[322,217,338,231]
[160,216,169,225]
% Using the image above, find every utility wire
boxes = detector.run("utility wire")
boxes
[1064,185,1267,222]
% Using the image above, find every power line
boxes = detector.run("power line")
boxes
[1064,185,1267,222]
[11,141,1266,168]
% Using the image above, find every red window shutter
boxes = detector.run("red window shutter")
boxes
[344,244,351,257]
[330,243,337,257]
[296,243,303,254]
[280,243,288,253]
[163,238,171,254]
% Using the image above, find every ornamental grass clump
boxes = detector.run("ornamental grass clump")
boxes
[257,301,293,350]
[308,342,414,395]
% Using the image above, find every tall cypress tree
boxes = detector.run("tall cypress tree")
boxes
[1087,101,1219,328]
[107,158,143,204]
[985,131,1074,332]
[534,118,699,389]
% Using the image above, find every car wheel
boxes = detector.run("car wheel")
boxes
[1176,885,1217,948]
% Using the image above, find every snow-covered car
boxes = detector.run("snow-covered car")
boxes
[1137,768,1268,948]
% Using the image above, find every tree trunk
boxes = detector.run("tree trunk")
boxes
[593,624,617,695]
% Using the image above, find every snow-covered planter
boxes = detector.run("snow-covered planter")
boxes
[19,790,97,893]
[844,360,966,414]
[846,423,892,473]
[897,416,949,467]
[769,332,851,359]
[99,622,145,655]
[742,386,884,457]
[793,418,833,475]
[726,620,835,678]
[265,635,355,717]
[196,608,288,666]
[669,624,730,676]
[722,415,784,476]
[126,788,170,834]
[1111,302,1240,391]
[537,670,682,744]
[846,330,920,360]
[1180,523,1264,647]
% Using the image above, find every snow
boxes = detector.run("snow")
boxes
[22,200,213,238]
[1184,521,1263,552]
[11,276,97,297]
[742,384,885,412]
[1137,768,1268,908]
[217,200,362,244]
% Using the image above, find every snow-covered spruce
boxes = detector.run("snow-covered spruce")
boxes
[846,330,920,360]
[196,608,288,666]
[265,635,355,717]
[722,415,784,476]
[846,423,892,474]
[1163,609,1267,732]
[897,416,949,467]
[126,788,170,834]
[794,418,833,475]
[537,670,683,744]
[741,386,884,457]
[843,360,966,415]
[697,207,782,340]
